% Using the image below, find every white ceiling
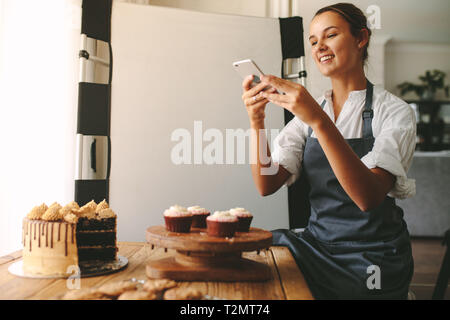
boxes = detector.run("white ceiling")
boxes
[299,0,450,44]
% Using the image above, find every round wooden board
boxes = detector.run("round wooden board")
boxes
[146,225,273,253]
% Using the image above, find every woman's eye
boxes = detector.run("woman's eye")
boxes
[311,34,336,46]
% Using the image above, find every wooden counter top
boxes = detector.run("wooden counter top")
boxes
[0,242,313,300]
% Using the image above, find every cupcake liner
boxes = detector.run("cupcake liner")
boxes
[164,216,192,233]
[191,213,210,228]
[236,216,253,232]
[206,220,238,238]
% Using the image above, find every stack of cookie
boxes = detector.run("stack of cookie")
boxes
[61,279,204,300]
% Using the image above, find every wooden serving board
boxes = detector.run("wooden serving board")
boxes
[145,226,273,281]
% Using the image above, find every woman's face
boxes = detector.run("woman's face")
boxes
[309,11,364,77]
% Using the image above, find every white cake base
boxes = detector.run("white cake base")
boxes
[8,255,128,279]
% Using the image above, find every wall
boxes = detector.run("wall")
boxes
[148,0,269,17]
[109,2,289,242]
[143,1,388,96]
[385,41,450,101]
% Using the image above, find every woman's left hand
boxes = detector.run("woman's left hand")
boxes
[260,75,325,127]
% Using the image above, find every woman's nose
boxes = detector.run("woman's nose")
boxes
[317,39,327,51]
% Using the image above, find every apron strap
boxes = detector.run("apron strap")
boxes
[362,79,374,139]
[308,100,326,137]
[308,79,374,138]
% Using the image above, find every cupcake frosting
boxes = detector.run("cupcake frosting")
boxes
[229,207,252,218]
[207,211,238,222]
[164,205,192,217]
[187,206,209,215]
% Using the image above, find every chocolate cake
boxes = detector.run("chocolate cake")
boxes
[22,200,117,276]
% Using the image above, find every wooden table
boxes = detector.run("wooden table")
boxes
[0,242,313,300]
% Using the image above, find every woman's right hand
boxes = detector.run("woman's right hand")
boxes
[241,75,277,124]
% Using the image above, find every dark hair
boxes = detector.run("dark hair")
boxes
[314,3,372,65]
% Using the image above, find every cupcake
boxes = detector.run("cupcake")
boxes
[229,207,253,232]
[187,206,210,228]
[206,211,238,238]
[163,205,193,233]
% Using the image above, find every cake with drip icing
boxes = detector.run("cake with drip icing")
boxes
[22,200,117,276]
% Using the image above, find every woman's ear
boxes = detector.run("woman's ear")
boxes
[357,28,369,49]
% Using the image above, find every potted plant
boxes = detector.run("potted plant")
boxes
[397,70,450,100]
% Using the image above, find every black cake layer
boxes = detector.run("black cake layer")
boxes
[75,216,117,262]
[78,246,117,261]
[76,230,116,246]
[77,217,116,231]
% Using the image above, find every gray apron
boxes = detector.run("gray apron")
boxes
[273,80,414,299]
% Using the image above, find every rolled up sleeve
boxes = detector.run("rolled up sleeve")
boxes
[361,100,417,199]
[271,117,307,187]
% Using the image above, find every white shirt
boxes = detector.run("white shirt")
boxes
[271,85,417,199]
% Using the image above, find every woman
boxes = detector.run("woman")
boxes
[241,3,415,299]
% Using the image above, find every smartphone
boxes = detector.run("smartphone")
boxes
[232,59,265,88]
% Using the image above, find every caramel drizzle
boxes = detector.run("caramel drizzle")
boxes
[50,223,54,248]
[38,223,41,248]
[64,224,68,256]
[22,220,26,246]
[29,222,32,252]
[45,223,49,247]
[23,220,78,255]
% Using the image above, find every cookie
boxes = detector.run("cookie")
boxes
[96,281,138,297]
[61,288,105,300]
[117,290,157,300]
[143,279,178,294]
[163,287,204,300]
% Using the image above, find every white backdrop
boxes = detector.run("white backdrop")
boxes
[0,0,80,256]
[110,3,290,242]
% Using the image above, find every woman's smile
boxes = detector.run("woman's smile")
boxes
[319,54,335,64]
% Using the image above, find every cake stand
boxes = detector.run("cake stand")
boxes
[145,225,273,282]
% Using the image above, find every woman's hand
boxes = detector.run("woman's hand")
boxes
[241,75,277,125]
[260,75,325,128]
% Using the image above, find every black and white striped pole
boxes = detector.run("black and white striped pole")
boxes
[75,0,112,206]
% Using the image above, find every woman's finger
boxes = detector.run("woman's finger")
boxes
[242,75,254,91]
[243,81,270,99]
[245,93,268,106]
[261,75,298,95]
[248,98,269,111]
[261,92,290,105]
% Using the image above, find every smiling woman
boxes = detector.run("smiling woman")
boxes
[242,2,416,299]
[0,0,81,256]
[312,4,372,66]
